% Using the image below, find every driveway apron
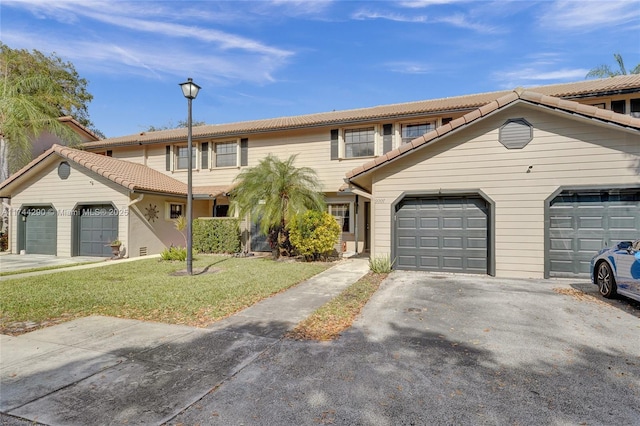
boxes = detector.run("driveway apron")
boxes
[171,271,640,426]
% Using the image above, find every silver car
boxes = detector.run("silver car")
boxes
[590,240,640,303]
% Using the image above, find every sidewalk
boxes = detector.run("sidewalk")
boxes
[0,257,370,425]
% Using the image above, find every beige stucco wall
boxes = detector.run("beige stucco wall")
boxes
[368,104,640,278]
[126,193,209,257]
[7,160,130,256]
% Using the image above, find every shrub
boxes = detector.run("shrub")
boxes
[193,218,241,254]
[290,211,341,261]
[369,255,395,273]
[160,246,187,261]
[0,232,7,252]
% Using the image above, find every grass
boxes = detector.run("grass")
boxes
[0,255,329,335]
[286,272,388,341]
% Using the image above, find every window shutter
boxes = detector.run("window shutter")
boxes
[382,124,393,154]
[165,146,171,171]
[240,138,248,166]
[330,129,339,160]
[201,142,209,169]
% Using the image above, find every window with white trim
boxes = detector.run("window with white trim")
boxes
[401,122,434,144]
[215,141,237,167]
[328,203,351,232]
[344,127,375,158]
[175,146,196,170]
[166,202,185,219]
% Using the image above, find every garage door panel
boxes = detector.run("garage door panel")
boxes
[443,256,463,269]
[395,196,488,274]
[443,237,462,248]
[419,256,438,268]
[398,255,418,268]
[397,217,417,229]
[578,216,603,229]
[419,237,438,248]
[420,217,439,229]
[398,236,417,248]
[468,237,487,249]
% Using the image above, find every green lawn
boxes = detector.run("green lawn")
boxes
[0,255,329,334]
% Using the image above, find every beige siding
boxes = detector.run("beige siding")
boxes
[8,160,129,256]
[107,127,383,193]
[370,104,640,278]
[127,194,199,256]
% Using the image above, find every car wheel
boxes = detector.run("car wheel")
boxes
[596,262,617,298]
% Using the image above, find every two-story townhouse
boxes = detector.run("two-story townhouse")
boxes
[1,75,639,278]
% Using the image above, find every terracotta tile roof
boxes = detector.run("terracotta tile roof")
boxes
[85,75,640,149]
[345,88,640,181]
[193,185,232,198]
[59,116,101,142]
[0,144,216,197]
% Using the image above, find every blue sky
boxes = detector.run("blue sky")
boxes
[2,0,639,138]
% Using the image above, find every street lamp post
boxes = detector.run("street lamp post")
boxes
[179,78,201,275]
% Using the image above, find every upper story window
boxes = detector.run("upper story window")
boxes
[401,122,435,144]
[631,98,640,118]
[611,100,625,114]
[344,127,375,158]
[175,146,196,170]
[215,141,237,167]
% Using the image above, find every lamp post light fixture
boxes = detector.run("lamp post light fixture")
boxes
[179,77,201,275]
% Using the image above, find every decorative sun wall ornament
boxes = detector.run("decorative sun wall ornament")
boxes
[145,204,159,222]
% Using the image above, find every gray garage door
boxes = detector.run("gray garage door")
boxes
[548,191,640,277]
[19,206,57,255]
[78,205,119,256]
[395,196,488,273]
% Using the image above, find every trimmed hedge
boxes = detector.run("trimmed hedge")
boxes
[193,218,241,254]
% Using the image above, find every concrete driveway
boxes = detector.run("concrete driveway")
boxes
[173,272,640,425]
[2,270,639,425]
[0,254,106,274]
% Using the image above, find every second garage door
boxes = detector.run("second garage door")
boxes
[77,205,119,257]
[395,196,489,274]
[548,190,640,277]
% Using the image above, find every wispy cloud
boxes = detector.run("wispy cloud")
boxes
[539,0,640,30]
[385,61,433,74]
[399,0,466,7]
[2,0,294,84]
[352,9,427,23]
[435,13,501,34]
[493,66,590,89]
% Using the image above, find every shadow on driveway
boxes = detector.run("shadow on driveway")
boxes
[2,272,639,425]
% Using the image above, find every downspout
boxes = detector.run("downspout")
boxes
[128,193,145,207]
[354,194,359,254]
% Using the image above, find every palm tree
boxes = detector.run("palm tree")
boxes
[230,154,325,257]
[1,69,80,182]
[586,53,640,79]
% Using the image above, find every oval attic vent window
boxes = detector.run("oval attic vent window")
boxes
[58,161,71,180]
[499,118,532,149]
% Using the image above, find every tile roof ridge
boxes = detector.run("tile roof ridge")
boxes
[346,88,640,181]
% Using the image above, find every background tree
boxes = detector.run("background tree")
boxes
[0,43,97,180]
[586,53,640,79]
[143,119,207,132]
[230,154,325,258]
